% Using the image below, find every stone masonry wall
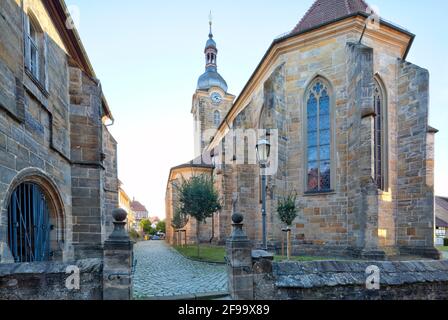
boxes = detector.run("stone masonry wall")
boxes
[0,258,103,300]
[253,258,448,300]
[101,126,119,241]
[0,0,73,262]
[396,61,436,257]
[69,67,105,260]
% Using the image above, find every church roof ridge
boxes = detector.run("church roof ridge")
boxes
[291,0,369,34]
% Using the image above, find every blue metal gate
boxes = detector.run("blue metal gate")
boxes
[7,183,51,263]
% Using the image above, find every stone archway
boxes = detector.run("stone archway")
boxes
[0,168,66,263]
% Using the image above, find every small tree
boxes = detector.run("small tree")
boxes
[171,209,189,246]
[140,219,152,235]
[277,192,299,260]
[156,220,166,233]
[176,174,222,257]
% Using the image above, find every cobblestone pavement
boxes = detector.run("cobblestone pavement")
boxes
[133,241,228,299]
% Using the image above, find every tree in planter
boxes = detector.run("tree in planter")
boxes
[171,209,189,246]
[276,192,299,260]
[175,174,222,257]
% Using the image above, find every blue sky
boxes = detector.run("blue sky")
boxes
[66,0,448,218]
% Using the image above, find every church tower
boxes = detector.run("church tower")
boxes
[192,14,235,157]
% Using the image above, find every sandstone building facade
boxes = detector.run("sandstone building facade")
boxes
[0,0,118,263]
[166,0,440,259]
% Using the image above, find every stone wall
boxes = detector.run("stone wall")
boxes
[252,258,448,300]
[396,61,437,257]
[0,0,118,262]
[0,258,103,300]
[101,125,119,241]
[0,0,73,262]
[69,66,104,260]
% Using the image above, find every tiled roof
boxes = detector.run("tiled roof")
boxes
[291,0,369,34]
[131,200,148,213]
[170,155,214,171]
[436,196,448,227]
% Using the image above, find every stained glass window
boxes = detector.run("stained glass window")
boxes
[306,80,332,192]
[374,80,386,191]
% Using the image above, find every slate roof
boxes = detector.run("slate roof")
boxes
[436,196,448,228]
[291,0,369,34]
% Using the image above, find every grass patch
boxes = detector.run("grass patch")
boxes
[274,255,338,262]
[174,245,226,263]
[437,246,448,252]
[173,245,341,263]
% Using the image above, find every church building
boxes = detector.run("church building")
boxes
[166,0,440,260]
[0,0,119,264]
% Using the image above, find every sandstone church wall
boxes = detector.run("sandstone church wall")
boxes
[0,0,118,263]
[0,0,74,262]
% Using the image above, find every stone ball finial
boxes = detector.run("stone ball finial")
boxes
[232,213,243,224]
[112,208,127,222]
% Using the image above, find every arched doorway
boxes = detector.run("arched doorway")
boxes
[3,169,66,263]
[7,182,51,263]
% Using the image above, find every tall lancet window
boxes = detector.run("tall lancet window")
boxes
[214,110,221,127]
[305,78,332,193]
[374,78,387,191]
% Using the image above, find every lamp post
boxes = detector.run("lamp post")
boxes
[256,138,271,250]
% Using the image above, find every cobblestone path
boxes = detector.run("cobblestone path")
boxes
[133,241,228,299]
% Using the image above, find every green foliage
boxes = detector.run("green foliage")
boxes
[171,209,189,230]
[156,220,166,233]
[277,192,299,227]
[140,219,157,235]
[444,238,448,247]
[129,229,140,241]
[175,174,222,224]
[175,174,222,257]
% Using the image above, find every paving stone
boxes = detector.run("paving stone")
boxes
[132,241,227,299]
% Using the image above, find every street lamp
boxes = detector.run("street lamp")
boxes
[256,138,271,250]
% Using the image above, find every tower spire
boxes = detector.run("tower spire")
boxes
[196,12,228,93]
[209,11,213,38]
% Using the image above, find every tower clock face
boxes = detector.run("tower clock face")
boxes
[211,92,223,105]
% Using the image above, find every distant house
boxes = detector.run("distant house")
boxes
[131,199,149,229]
[150,216,160,227]
[435,197,448,246]
[118,181,136,231]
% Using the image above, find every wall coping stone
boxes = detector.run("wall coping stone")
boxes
[0,258,103,276]
[273,260,448,288]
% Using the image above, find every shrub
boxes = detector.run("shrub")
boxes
[277,192,299,227]
[129,229,140,241]
[444,238,448,247]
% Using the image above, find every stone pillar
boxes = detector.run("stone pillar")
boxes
[346,42,385,260]
[226,213,254,300]
[103,208,134,300]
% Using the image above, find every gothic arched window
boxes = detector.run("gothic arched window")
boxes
[214,110,221,127]
[374,78,387,191]
[305,79,332,193]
